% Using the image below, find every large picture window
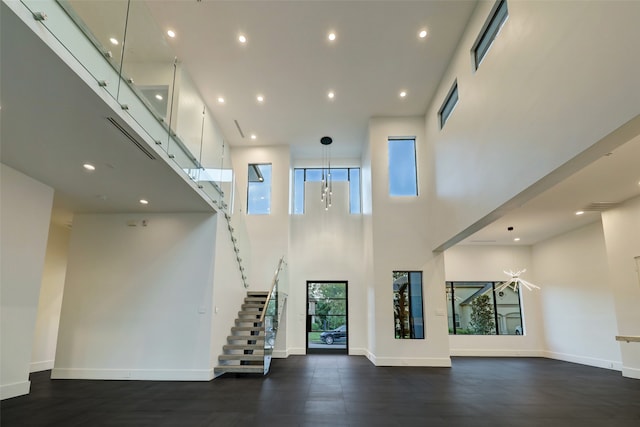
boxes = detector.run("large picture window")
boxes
[446,282,523,335]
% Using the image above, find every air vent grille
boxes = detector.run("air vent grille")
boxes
[106,117,156,160]
[582,202,620,212]
[234,119,245,138]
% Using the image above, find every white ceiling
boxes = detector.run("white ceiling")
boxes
[461,132,640,246]
[66,1,479,157]
[2,0,638,245]
[1,3,215,227]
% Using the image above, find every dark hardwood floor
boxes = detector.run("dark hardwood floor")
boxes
[2,356,639,426]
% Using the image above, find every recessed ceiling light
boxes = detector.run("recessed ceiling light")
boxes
[167,30,176,38]
[217,97,225,104]
[155,94,163,100]
[238,34,247,44]
[399,91,407,98]
[109,37,119,45]
[513,237,520,242]
[139,199,149,205]
[328,91,335,99]
[256,95,264,103]
[251,134,257,140]
[83,163,96,171]
[328,32,336,41]
[575,211,585,215]
[418,29,428,39]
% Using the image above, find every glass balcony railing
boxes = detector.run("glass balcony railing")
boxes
[15,0,251,287]
[260,257,288,373]
[18,0,233,209]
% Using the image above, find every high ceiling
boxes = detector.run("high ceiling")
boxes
[71,0,478,158]
[2,0,638,245]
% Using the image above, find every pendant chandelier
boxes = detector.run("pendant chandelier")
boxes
[496,269,540,292]
[498,226,541,292]
[320,136,333,210]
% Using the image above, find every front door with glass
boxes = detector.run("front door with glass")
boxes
[306,281,348,354]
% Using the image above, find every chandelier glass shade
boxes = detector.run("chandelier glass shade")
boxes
[320,136,333,210]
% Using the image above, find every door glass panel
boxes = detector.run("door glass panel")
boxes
[307,282,348,354]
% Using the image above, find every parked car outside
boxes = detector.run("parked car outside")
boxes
[320,325,347,345]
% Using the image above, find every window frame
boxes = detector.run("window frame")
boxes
[446,281,524,336]
[246,163,272,215]
[438,80,458,129]
[472,0,509,70]
[388,138,418,197]
[292,167,361,215]
[393,271,425,340]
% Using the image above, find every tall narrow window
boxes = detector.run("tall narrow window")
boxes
[247,163,271,215]
[472,0,509,69]
[393,271,424,339]
[293,169,305,214]
[348,168,361,214]
[438,81,458,129]
[388,139,418,196]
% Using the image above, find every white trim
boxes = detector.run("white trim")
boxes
[272,349,289,358]
[366,350,376,365]
[372,356,452,367]
[30,360,54,372]
[287,347,306,355]
[1,381,31,400]
[348,347,367,356]
[544,351,622,371]
[451,349,545,357]
[51,368,213,381]
[621,366,640,380]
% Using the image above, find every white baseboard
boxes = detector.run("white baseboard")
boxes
[451,349,545,357]
[287,347,306,355]
[1,381,31,400]
[372,356,452,367]
[51,368,213,381]
[30,360,54,372]
[272,349,289,358]
[544,351,622,371]
[348,347,367,356]
[621,366,640,379]
[366,350,376,365]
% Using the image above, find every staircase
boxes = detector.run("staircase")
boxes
[214,291,270,376]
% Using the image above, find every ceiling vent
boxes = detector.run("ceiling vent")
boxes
[234,119,245,138]
[582,202,620,212]
[106,117,156,160]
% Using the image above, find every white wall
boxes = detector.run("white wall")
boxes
[209,213,248,373]
[367,117,450,366]
[31,223,71,372]
[53,213,217,380]
[531,221,621,370]
[601,195,640,379]
[445,245,544,357]
[231,146,291,287]
[1,164,54,399]
[426,1,640,249]
[288,181,366,356]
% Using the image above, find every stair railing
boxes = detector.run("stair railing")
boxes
[260,257,287,374]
